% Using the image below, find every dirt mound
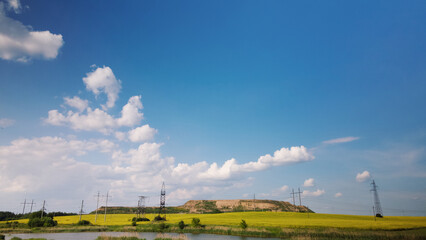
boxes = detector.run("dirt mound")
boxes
[180,199,312,213]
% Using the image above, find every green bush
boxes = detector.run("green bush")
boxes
[131,221,137,226]
[29,211,47,220]
[158,222,168,230]
[10,237,22,240]
[240,219,248,230]
[153,215,166,221]
[178,220,185,230]
[76,220,91,226]
[131,217,150,222]
[191,218,201,227]
[28,216,57,228]
[0,234,5,240]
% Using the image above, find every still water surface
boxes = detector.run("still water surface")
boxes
[5,232,280,240]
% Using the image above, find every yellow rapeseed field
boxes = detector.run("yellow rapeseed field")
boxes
[47,212,426,230]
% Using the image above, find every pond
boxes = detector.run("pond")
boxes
[4,232,280,240]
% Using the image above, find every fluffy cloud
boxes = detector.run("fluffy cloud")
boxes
[323,136,360,144]
[303,178,314,187]
[64,96,88,112]
[0,6,64,62]
[7,0,21,13]
[128,125,157,142]
[197,146,313,181]
[116,96,143,126]
[46,95,143,134]
[0,131,314,209]
[280,185,289,192]
[0,136,115,193]
[0,118,15,128]
[302,189,325,197]
[83,66,121,109]
[335,192,342,198]
[108,144,313,199]
[356,170,370,182]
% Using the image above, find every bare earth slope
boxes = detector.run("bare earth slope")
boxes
[180,199,312,213]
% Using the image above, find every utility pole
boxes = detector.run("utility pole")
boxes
[295,188,303,212]
[297,188,302,206]
[79,200,84,221]
[21,199,28,215]
[94,192,100,223]
[371,180,383,218]
[104,191,111,222]
[291,189,296,206]
[373,206,376,221]
[41,200,46,218]
[29,200,35,213]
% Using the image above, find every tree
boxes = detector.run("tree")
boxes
[240,219,248,230]
[178,220,185,230]
[191,218,201,227]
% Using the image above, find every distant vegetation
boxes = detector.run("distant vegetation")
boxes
[27,211,57,228]
[0,211,75,221]
[76,220,91,226]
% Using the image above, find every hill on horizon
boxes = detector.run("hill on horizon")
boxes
[91,199,313,214]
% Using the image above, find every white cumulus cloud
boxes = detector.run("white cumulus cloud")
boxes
[116,96,143,127]
[302,189,325,197]
[83,66,121,109]
[323,136,360,145]
[195,146,313,181]
[128,124,157,142]
[7,0,21,13]
[356,170,371,182]
[280,185,289,192]
[0,136,115,193]
[64,96,88,112]
[0,6,64,62]
[46,95,143,134]
[303,178,314,187]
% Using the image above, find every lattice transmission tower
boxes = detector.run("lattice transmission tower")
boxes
[137,196,147,218]
[371,180,383,218]
[158,182,166,218]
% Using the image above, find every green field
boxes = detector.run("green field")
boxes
[18,212,426,230]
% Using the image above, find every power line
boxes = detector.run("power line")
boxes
[40,200,46,218]
[297,188,302,207]
[29,200,35,213]
[104,191,112,222]
[20,198,28,215]
[79,200,84,221]
[290,189,296,206]
[94,191,100,223]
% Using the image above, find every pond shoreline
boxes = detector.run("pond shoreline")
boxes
[1,224,426,240]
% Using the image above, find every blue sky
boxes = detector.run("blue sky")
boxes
[0,0,425,216]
